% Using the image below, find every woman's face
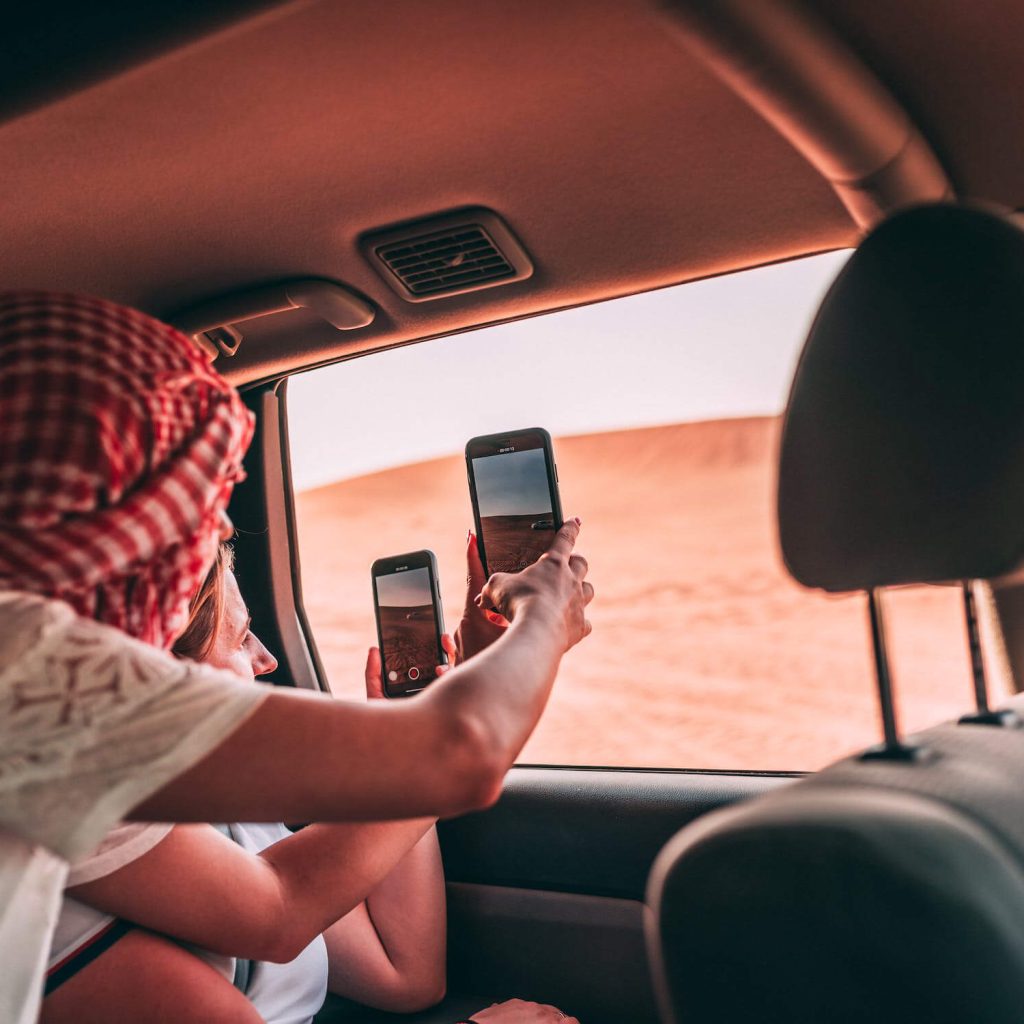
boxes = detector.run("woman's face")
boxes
[204,569,278,680]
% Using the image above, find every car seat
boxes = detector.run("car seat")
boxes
[645,203,1024,1024]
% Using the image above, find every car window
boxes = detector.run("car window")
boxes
[286,251,1011,771]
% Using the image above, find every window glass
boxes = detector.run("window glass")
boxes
[287,252,1011,770]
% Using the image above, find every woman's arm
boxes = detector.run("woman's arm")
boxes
[68,817,436,964]
[319,646,447,1013]
[74,639,450,965]
[40,926,265,1024]
[323,827,446,1013]
[133,520,591,826]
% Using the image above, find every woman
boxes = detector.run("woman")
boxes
[44,544,580,1024]
[0,292,592,1024]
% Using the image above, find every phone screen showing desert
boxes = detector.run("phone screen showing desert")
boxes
[473,447,555,574]
[375,566,439,694]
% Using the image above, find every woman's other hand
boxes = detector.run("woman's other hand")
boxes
[364,638,455,700]
[477,518,593,653]
[455,531,509,664]
[468,998,580,1023]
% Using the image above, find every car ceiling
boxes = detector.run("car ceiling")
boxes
[0,0,1021,385]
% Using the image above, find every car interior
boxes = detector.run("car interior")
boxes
[4,2,1024,1022]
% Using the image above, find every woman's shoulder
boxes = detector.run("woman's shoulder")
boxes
[0,590,265,719]
[0,592,268,860]
[0,591,180,682]
[0,591,77,668]
[0,590,71,623]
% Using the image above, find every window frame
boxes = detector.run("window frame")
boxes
[232,379,327,692]
[264,259,1019,770]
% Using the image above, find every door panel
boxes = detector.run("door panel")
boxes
[440,767,794,900]
[446,883,651,1023]
[317,767,795,1023]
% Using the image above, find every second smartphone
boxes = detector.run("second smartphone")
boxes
[371,549,447,698]
[466,427,563,577]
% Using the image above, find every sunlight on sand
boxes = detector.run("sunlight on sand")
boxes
[294,417,1002,771]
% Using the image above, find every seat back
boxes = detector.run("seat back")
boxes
[646,204,1024,1024]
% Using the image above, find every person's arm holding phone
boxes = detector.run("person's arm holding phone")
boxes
[68,814,439,965]
[75,526,593,967]
[132,518,592,825]
[451,516,591,763]
[321,646,447,1013]
[71,645,452,981]
[323,826,446,1012]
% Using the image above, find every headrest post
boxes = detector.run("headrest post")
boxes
[958,580,1020,727]
[860,589,922,761]
[869,588,900,750]
[964,580,990,714]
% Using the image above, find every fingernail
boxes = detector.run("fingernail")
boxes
[574,516,582,526]
[474,594,483,606]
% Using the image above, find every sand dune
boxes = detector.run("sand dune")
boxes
[294,417,1005,771]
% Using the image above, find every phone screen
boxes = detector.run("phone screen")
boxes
[374,564,442,696]
[470,435,559,574]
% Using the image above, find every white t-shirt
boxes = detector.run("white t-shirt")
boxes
[49,821,176,971]
[228,822,330,1024]
[54,822,329,1024]
[0,592,269,1024]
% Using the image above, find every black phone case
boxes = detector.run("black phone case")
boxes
[465,427,563,578]
[371,549,446,699]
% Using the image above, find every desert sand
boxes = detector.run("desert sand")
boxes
[294,417,1007,771]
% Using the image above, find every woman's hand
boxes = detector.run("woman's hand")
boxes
[364,638,455,700]
[454,531,509,664]
[468,998,581,1023]
[477,517,593,652]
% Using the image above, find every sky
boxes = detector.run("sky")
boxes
[287,249,850,491]
[374,566,432,608]
[472,448,553,518]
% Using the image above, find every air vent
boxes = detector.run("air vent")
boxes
[363,208,533,302]
[380,226,513,296]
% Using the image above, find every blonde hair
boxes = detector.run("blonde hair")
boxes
[172,543,234,663]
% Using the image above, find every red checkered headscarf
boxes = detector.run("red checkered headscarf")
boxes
[0,291,255,649]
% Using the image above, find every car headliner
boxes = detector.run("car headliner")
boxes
[0,0,1021,385]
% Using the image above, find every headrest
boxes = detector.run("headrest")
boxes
[779,204,1024,592]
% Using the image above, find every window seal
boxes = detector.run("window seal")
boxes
[239,379,327,692]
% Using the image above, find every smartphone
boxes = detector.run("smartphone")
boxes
[465,427,563,577]
[371,550,447,698]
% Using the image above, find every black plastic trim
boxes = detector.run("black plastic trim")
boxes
[230,383,321,690]
[438,766,794,901]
